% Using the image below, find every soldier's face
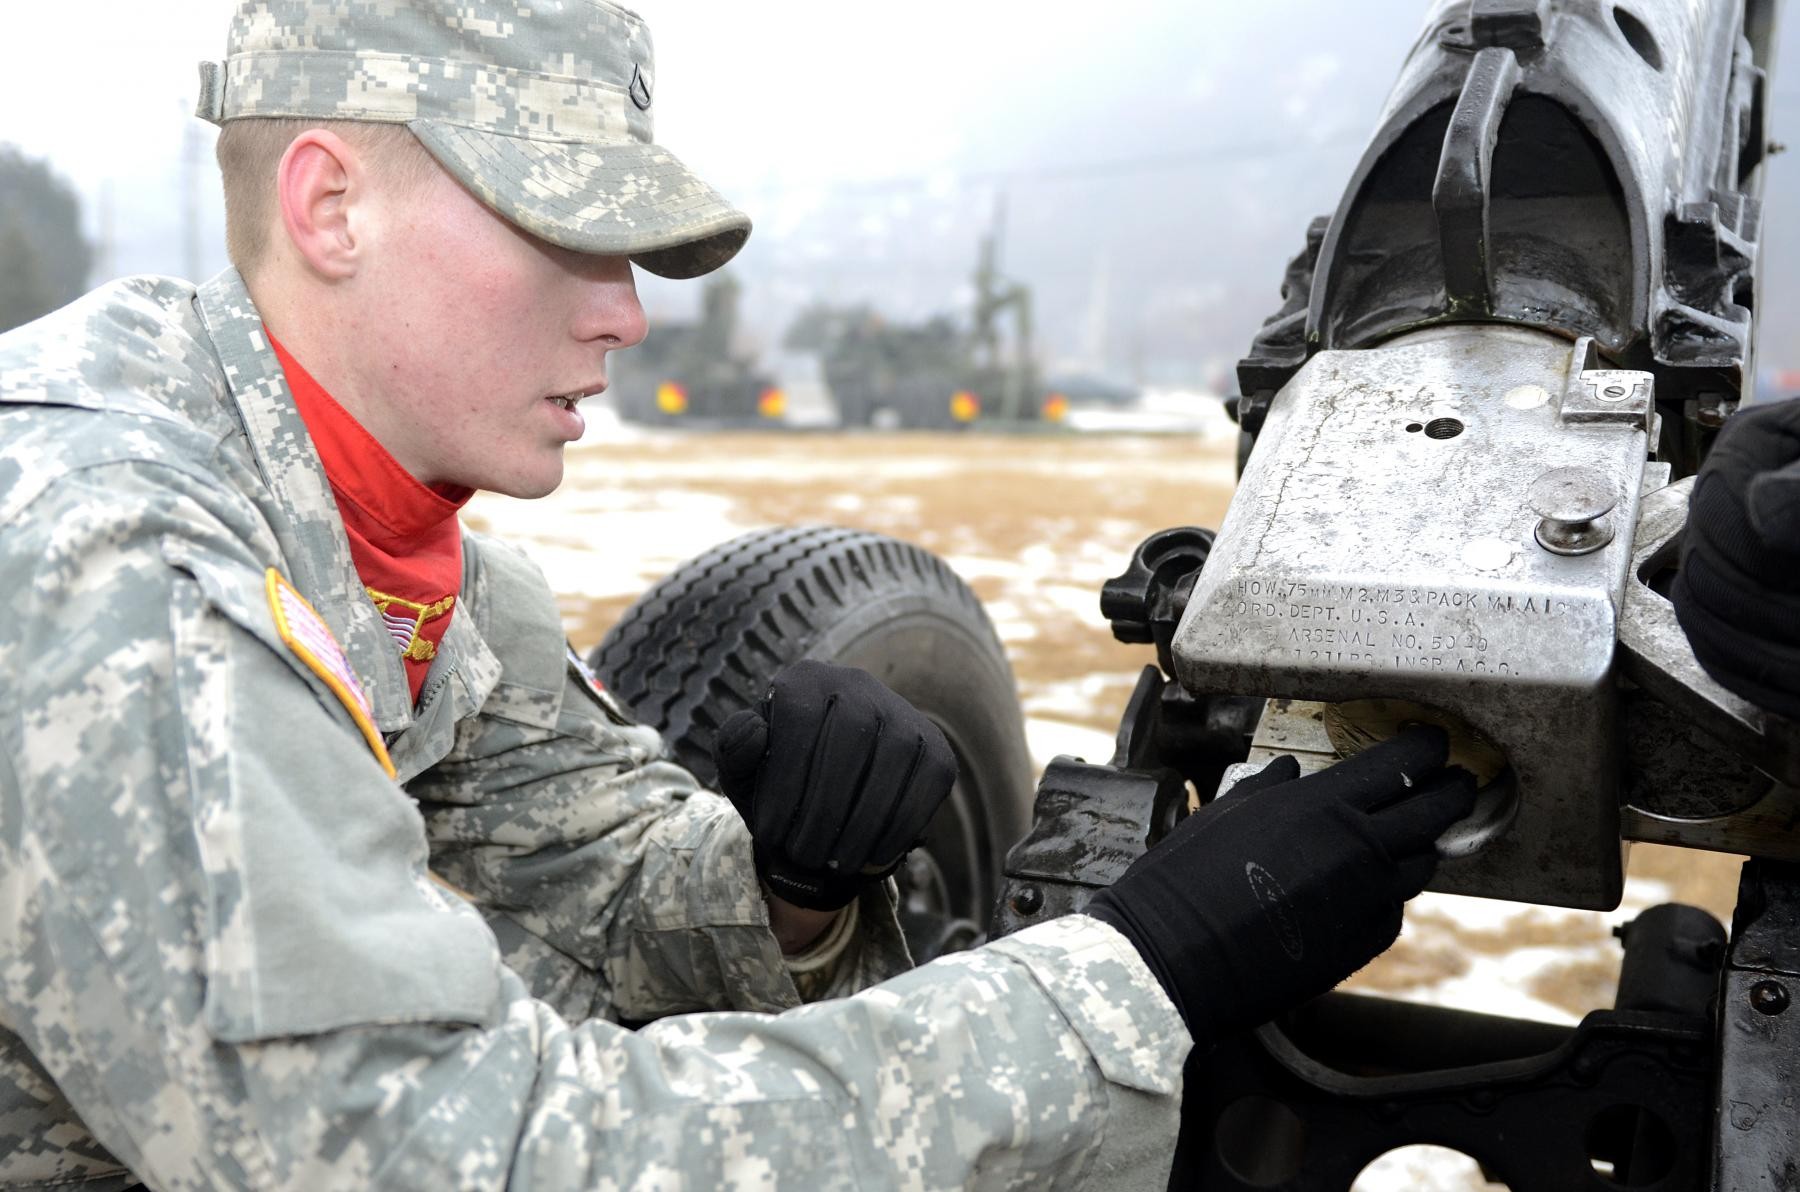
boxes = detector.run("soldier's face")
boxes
[353,160,648,499]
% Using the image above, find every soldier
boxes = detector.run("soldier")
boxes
[0,2,1474,1187]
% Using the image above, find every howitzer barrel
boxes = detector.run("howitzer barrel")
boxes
[1240,0,1775,473]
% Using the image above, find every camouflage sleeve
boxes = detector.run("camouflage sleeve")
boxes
[411,534,910,1024]
[230,918,1186,1191]
[0,467,1188,1187]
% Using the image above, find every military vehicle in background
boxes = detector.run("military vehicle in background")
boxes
[1038,371,1140,408]
[786,214,1072,429]
[609,273,787,427]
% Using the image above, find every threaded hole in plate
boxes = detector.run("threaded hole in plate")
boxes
[1424,417,1465,440]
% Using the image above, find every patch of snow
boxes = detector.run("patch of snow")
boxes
[944,555,1028,583]
[565,445,968,484]
[987,609,1039,644]
[1063,388,1237,439]
[1033,582,1108,624]
[1399,944,1592,1026]
[468,488,749,599]
[1370,873,1682,1026]
[573,401,648,443]
[1025,717,1118,774]
[1023,673,1138,722]
[1017,542,1061,574]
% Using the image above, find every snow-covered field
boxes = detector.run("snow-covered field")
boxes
[468,422,1740,1191]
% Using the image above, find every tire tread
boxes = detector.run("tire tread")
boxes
[589,526,1000,783]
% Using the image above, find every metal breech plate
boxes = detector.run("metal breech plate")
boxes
[1175,325,1655,909]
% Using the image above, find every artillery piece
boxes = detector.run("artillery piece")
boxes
[992,1,1796,1186]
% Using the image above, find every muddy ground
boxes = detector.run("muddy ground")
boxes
[467,425,1743,1028]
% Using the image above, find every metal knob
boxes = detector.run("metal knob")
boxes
[1529,467,1616,556]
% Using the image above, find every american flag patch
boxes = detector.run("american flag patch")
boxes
[568,646,635,725]
[265,569,396,779]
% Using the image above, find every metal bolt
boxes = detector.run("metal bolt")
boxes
[1750,980,1790,1016]
[1600,384,1629,401]
[1694,394,1735,428]
[1010,885,1043,916]
[1529,467,1617,556]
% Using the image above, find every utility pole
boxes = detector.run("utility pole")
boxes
[971,192,1034,421]
[1078,249,1111,375]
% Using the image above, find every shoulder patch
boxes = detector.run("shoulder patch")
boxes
[266,568,396,779]
[568,645,636,725]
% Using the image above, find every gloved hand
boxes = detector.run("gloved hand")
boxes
[1672,396,1800,720]
[713,660,958,911]
[1086,725,1476,1047]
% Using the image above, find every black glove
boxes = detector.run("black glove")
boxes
[712,660,959,911]
[1086,725,1476,1046]
[1672,396,1800,720]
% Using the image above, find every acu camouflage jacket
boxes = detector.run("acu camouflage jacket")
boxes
[0,272,1189,1190]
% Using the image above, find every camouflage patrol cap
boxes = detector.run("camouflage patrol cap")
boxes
[196,1,749,279]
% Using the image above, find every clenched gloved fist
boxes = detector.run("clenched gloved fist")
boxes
[1672,396,1800,720]
[713,660,959,912]
[1086,725,1476,1047]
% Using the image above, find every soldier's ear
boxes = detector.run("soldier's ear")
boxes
[275,129,366,281]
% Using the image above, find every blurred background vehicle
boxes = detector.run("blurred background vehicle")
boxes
[607,273,791,428]
[783,210,1068,429]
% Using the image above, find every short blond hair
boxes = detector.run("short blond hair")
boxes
[216,118,438,275]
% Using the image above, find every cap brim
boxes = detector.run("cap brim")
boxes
[409,121,750,280]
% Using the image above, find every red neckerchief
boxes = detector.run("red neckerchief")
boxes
[269,331,473,705]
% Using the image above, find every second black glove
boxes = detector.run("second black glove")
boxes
[712,660,959,911]
[1672,396,1800,719]
[1086,725,1476,1047]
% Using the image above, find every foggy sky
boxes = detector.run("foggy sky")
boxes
[4,1,1797,390]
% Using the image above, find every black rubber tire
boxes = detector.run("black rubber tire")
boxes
[588,525,1033,961]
